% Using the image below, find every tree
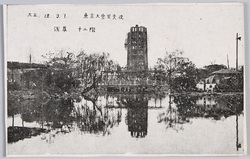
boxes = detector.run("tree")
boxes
[171,60,198,91]
[42,50,119,95]
[76,52,119,94]
[203,64,227,73]
[155,50,198,92]
[43,51,76,93]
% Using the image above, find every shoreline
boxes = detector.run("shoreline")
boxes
[7,88,244,102]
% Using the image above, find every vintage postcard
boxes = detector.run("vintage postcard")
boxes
[4,3,246,156]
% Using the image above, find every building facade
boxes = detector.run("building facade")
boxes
[125,25,148,71]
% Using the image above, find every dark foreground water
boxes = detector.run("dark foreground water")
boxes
[7,93,245,155]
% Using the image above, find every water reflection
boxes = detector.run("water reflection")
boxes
[7,92,244,152]
[172,94,243,120]
[157,95,189,132]
[157,94,243,151]
[73,104,122,135]
[122,95,148,138]
[7,97,75,143]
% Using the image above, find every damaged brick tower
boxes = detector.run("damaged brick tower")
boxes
[125,25,148,71]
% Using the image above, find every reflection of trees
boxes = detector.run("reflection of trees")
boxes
[20,100,40,125]
[174,94,243,120]
[123,96,148,138]
[158,94,243,131]
[173,95,200,119]
[9,97,74,130]
[216,94,243,151]
[74,94,121,135]
[7,93,19,127]
[215,94,243,151]
[8,126,48,143]
[75,108,121,135]
[216,94,243,115]
[41,98,74,130]
[7,93,45,127]
[157,95,190,132]
[8,97,76,143]
[8,93,123,142]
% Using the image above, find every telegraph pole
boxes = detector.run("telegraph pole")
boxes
[236,33,241,71]
[235,33,242,91]
[29,54,32,64]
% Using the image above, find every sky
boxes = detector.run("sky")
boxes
[5,3,245,68]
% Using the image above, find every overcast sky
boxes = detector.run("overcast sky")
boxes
[5,3,244,68]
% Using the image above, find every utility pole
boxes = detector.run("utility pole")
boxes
[29,48,32,64]
[29,54,32,64]
[235,33,242,91]
[236,33,241,71]
[227,54,230,69]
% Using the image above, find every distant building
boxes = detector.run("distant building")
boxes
[211,69,241,76]
[7,61,48,90]
[205,83,216,93]
[196,81,205,91]
[196,69,243,92]
[125,25,148,71]
[196,79,216,92]
[205,75,218,92]
[210,69,243,92]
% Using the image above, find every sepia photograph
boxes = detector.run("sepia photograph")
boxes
[4,3,246,156]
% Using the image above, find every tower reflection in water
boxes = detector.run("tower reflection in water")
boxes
[123,95,148,138]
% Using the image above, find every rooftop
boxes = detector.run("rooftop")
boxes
[211,69,241,75]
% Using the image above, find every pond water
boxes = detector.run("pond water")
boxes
[7,93,245,156]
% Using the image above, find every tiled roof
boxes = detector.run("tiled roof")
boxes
[211,69,240,75]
